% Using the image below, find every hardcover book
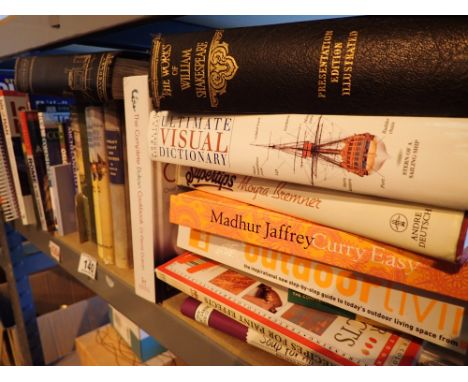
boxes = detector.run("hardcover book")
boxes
[104,102,132,269]
[49,164,77,236]
[156,253,422,366]
[19,111,55,232]
[177,225,468,353]
[149,16,468,117]
[170,190,468,301]
[177,166,467,262]
[0,90,35,225]
[85,106,114,264]
[181,296,315,365]
[149,112,468,210]
[123,75,180,302]
[15,53,148,104]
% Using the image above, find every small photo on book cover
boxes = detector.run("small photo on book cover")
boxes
[281,304,337,336]
[209,269,256,296]
[242,284,283,314]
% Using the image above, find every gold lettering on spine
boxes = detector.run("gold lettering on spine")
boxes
[160,44,173,97]
[208,30,239,107]
[180,48,192,91]
[150,36,163,108]
[96,53,115,102]
[330,42,343,83]
[317,30,333,98]
[194,42,208,98]
[341,31,358,96]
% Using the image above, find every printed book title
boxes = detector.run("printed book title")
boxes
[156,113,232,166]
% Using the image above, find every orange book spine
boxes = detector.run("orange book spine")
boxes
[169,190,468,301]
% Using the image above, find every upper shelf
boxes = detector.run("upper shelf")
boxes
[0,15,336,65]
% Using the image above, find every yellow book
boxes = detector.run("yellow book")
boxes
[85,106,114,264]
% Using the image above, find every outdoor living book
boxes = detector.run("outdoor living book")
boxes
[177,166,467,262]
[156,253,422,366]
[149,16,468,117]
[170,190,468,301]
[149,112,468,210]
[177,225,468,353]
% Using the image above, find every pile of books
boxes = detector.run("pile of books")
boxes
[2,15,468,366]
[146,16,468,365]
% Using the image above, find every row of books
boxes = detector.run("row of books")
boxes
[0,90,135,269]
[2,15,468,365]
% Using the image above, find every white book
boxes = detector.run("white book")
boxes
[149,112,468,210]
[0,91,35,225]
[0,121,19,221]
[123,75,179,303]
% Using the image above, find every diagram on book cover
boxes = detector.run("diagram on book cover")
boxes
[252,115,389,185]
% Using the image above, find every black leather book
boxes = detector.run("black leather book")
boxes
[150,16,468,116]
[15,52,148,104]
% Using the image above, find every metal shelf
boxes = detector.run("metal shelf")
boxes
[12,221,289,366]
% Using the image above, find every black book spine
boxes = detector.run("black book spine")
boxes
[15,53,117,104]
[150,16,468,117]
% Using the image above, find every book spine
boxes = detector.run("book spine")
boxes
[156,253,422,366]
[0,121,19,221]
[177,166,467,262]
[85,106,114,264]
[181,296,316,365]
[19,111,47,230]
[62,119,79,193]
[123,75,179,302]
[15,53,118,104]
[150,16,468,117]
[124,75,157,302]
[178,225,468,353]
[38,112,59,232]
[0,92,36,225]
[70,106,96,243]
[50,164,77,236]
[57,122,69,164]
[104,102,131,269]
[170,190,468,301]
[150,112,468,210]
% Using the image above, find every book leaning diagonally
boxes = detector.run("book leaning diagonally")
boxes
[170,191,468,302]
[123,75,180,302]
[177,226,468,354]
[148,112,468,210]
[177,166,467,262]
[156,253,422,366]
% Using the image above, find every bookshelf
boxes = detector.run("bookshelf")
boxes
[12,220,289,365]
[1,15,466,366]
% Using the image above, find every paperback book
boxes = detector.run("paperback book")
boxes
[177,225,468,353]
[156,253,422,366]
[0,90,35,225]
[177,166,467,262]
[170,190,468,301]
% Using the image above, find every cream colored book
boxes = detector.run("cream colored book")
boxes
[104,102,132,269]
[149,112,468,210]
[85,106,114,264]
[177,166,467,262]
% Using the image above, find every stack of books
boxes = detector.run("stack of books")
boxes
[145,16,468,365]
